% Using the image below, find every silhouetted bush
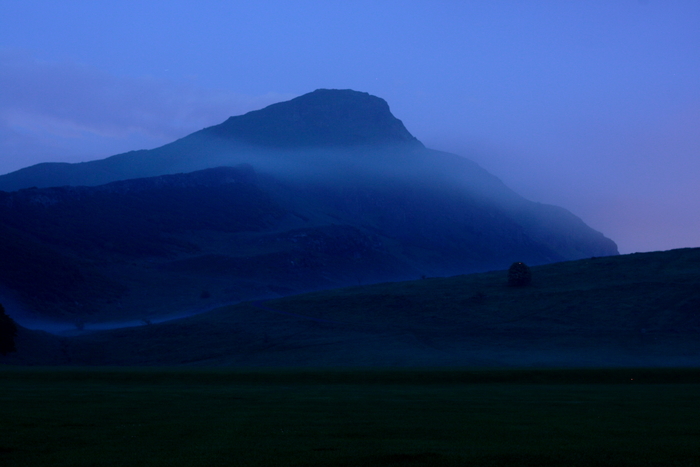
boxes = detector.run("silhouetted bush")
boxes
[508,262,532,287]
[0,303,18,355]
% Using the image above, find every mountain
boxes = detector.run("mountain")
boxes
[203,88,422,148]
[0,163,616,325]
[0,89,618,326]
[4,247,698,366]
[0,89,421,191]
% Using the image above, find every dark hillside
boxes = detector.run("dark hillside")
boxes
[4,247,698,367]
[0,162,615,325]
[0,165,279,256]
[0,89,616,326]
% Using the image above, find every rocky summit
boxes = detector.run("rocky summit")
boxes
[202,89,423,148]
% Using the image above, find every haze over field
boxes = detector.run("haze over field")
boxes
[1,2,699,254]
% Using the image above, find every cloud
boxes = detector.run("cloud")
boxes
[0,50,294,174]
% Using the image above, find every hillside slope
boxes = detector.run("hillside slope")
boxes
[1,161,616,325]
[0,89,617,325]
[0,89,421,191]
[3,247,698,367]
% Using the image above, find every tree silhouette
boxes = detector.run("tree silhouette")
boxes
[507,262,532,287]
[0,303,18,355]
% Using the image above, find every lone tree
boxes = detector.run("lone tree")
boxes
[0,303,18,356]
[507,262,532,287]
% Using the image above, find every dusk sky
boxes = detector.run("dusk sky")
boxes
[1,1,698,254]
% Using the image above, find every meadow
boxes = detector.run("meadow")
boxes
[7,247,700,367]
[2,368,699,466]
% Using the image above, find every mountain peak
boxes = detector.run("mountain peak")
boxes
[202,89,423,148]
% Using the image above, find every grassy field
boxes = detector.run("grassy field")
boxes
[7,247,700,366]
[2,368,699,466]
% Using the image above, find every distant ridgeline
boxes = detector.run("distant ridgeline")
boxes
[0,89,618,324]
[0,89,423,190]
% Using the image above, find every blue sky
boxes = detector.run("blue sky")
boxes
[1,1,698,254]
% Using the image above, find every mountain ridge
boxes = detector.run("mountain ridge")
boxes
[0,89,618,326]
[201,88,423,148]
[0,89,422,191]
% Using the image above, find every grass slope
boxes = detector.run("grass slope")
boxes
[4,247,699,366]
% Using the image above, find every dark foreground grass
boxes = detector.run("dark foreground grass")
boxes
[1,368,699,466]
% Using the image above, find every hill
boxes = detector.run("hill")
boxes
[0,90,617,326]
[0,89,617,326]
[4,247,698,367]
[1,161,616,326]
[0,89,422,191]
